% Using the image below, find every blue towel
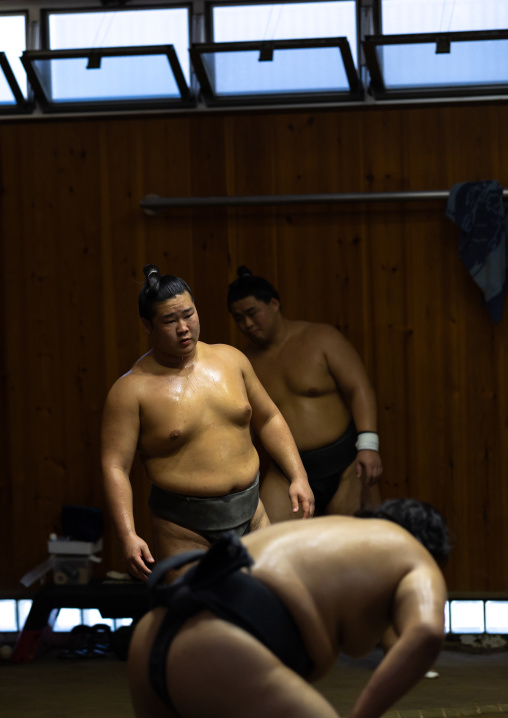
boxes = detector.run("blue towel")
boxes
[446,180,508,322]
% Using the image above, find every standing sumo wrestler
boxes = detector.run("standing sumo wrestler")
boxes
[227,266,382,521]
[101,265,314,580]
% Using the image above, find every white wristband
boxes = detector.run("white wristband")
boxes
[355,432,379,452]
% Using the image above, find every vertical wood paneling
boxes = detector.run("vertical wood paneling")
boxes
[1,103,508,592]
[224,113,278,348]
[368,206,411,498]
[139,115,194,299]
[0,123,21,580]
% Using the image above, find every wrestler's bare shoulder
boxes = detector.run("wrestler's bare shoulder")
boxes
[111,345,248,389]
[106,353,154,390]
[104,352,170,407]
[294,321,344,345]
[206,342,252,367]
[244,516,436,574]
[131,352,153,371]
[242,321,316,359]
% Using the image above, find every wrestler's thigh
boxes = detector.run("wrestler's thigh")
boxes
[325,461,380,516]
[150,515,211,580]
[251,499,271,531]
[167,614,339,718]
[259,464,301,523]
[128,610,179,718]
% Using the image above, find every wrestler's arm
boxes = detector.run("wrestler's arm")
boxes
[101,377,154,580]
[348,564,447,718]
[320,325,382,486]
[238,350,315,518]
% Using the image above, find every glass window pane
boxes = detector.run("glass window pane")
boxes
[213,2,358,66]
[0,14,27,98]
[382,0,508,34]
[0,599,17,631]
[450,600,485,633]
[17,600,33,631]
[53,608,82,632]
[378,39,508,89]
[31,54,181,103]
[202,46,349,96]
[0,70,16,105]
[48,9,190,83]
[485,601,508,634]
[115,617,134,628]
[82,608,114,630]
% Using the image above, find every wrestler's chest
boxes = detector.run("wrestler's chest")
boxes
[253,351,336,400]
[139,373,252,431]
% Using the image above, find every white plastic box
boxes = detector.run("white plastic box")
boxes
[47,537,103,556]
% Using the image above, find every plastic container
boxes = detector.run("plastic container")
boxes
[52,556,93,585]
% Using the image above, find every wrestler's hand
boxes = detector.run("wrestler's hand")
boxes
[122,534,155,581]
[356,449,383,487]
[289,477,315,518]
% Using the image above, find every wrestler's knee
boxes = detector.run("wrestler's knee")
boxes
[325,462,361,516]
[361,481,381,510]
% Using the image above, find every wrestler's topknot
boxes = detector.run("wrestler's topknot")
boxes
[227,266,279,307]
[139,264,194,320]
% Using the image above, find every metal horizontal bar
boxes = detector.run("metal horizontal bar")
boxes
[139,189,439,211]
[140,188,508,211]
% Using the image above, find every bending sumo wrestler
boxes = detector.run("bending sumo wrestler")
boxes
[227,266,383,521]
[101,265,314,581]
[128,498,450,718]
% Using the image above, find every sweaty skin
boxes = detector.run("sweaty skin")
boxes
[101,292,314,580]
[128,517,447,718]
[229,296,382,518]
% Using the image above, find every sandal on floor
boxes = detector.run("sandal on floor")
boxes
[59,625,92,659]
[87,624,112,657]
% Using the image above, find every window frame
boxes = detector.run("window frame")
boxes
[0,9,33,113]
[206,0,361,64]
[363,29,508,100]
[377,0,508,35]
[0,51,34,114]
[2,2,508,114]
[190,36,362,107]
[40,3,193,87]
[21,44,196,113]
[39,3,193,51]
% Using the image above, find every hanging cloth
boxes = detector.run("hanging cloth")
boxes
[446,180,508,322]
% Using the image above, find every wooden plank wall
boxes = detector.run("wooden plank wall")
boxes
[1,101,507,593]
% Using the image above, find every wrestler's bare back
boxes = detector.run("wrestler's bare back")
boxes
[245,321,352,450]
[242,516,447,675]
